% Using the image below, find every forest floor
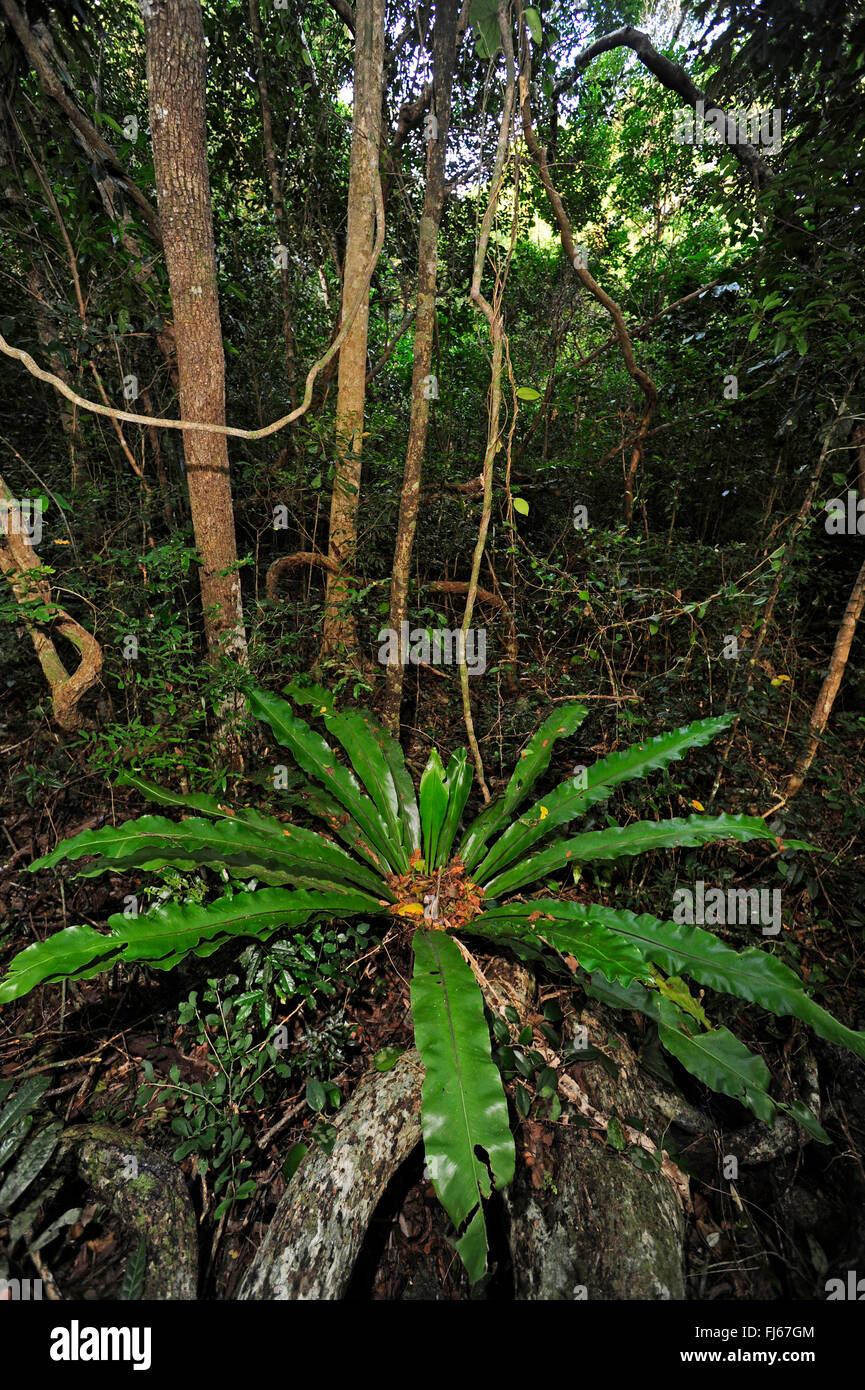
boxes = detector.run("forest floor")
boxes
[2,676,865,1302]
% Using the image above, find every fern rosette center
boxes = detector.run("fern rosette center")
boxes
[387,856,485,932]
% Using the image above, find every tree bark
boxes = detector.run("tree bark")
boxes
[139,0,248,752]
[784,554,865,802]
[57,1124,198,1300]
[503,1001,689,1300]
[321,0,385,663]
[248,0,299,410]
[381,0,459,734]
[238,1051,425,1299]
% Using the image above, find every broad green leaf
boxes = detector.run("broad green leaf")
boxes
[583,974,777,1125]
[117,772,387,868]
[515,386,542,401]
[282,1142,308,1182]
[578,904,865,1060]
[606,1117,626,1150]
[457,796,512,873]
[419,750,449,871]
[502,704,589,817]
[322,708,408,870]
[475,715,735,883]
[31,813,388,898]
[469,0,500,58]
[0,926,121,1004]
[470,900,650,987]
[481,813,809,897]
[8,1182,58,1245]
[119,767,392,877]
[785,1099,829,1145]
[373,1047,404,1072]
[436,750,473,868]
[281,679,335,715]
[0,1118,33,1169]
[248,689,399,870]
[0,888,380,1002]
[459,703,588,871]
[30,1206,82,1253]
[283,782,393,876]
[0,1076,50,1145]
[651,972,710,1029]
[523,6,542,45]
[306,1078,326,1112]
[658,1023,777,1125]
[513,497,529,515]
[107,886,381,969]
[411,929,514,1283]
[366,720,422,854]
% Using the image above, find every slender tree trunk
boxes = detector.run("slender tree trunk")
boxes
[784,555,865,803]
[321,0,385,663]
[139,0,248,751]
[709,387,854,807]
[381,0,459,733]
[248,0,298,410]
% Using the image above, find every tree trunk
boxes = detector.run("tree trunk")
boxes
[57,1124,198,1300]
[504,1004,687,1299]
[784,553,865,802]
[380,0,459,734]
[139,0,248,752]
[321,0,385,663]
[248,0,298,410]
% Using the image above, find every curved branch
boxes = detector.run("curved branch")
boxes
[1,473,103,730]
[265,550,338,600]
[0,185,384,443]
[552,25,773,191]
[520,53,657,522]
